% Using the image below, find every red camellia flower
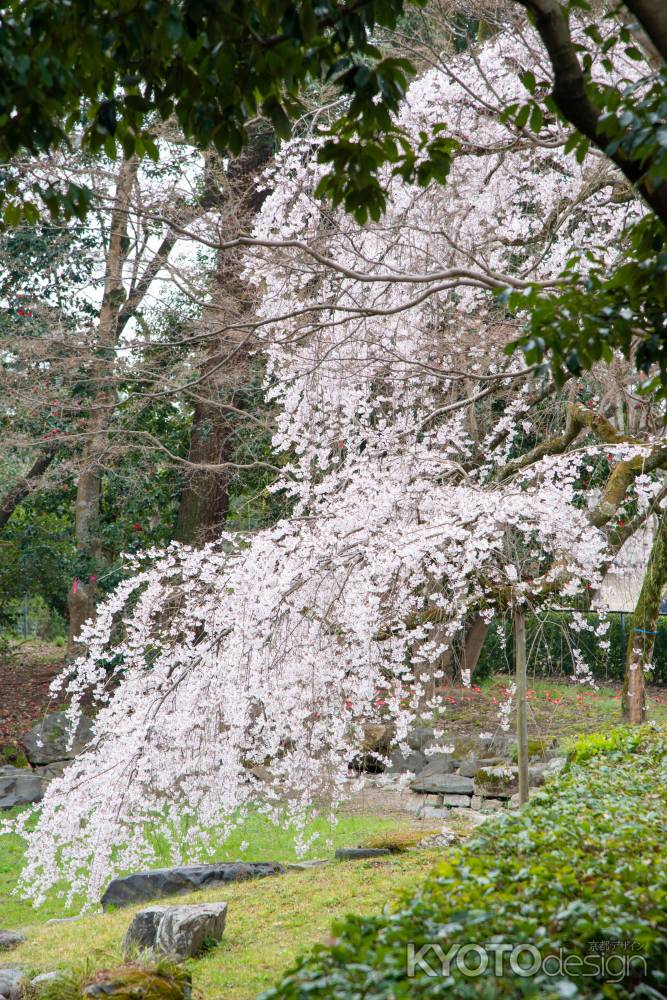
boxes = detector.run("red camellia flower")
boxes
[133,522,143,531]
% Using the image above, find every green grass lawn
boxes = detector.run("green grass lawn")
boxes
[1,809,438,1000]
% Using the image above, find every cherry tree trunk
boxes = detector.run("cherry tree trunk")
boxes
[461,614,488,678]
[623,513,667,723]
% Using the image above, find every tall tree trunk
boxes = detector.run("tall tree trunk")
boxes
[174,345,250,544]
[68,157,138,650]
[175,129,272,545]
[623,513,667,723]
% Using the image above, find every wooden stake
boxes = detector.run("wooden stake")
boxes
[514,605,529,805]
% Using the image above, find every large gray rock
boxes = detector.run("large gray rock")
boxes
[21,712,93,766]
[0,970,23,1000]
[122,905,168,954]
[406,727,436,751]
[155,902,228,960]
[101,861,285,909]
[0,930,25,950]
[33,761,69,781]
[410,770,473,796]
[0,765,44,809]
[387,748,427,774]
[458,756,479,778]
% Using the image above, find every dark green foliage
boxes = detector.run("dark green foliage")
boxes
[0,502,76,625]
[263,725,667,999]
[475,610,667,685]
[0,0,427,225]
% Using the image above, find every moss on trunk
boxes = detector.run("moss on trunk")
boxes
[623,513,667,722]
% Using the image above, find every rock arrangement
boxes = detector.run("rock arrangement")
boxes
[360,725,566,818]
[0,969,64,1000]
[0,711,94,810]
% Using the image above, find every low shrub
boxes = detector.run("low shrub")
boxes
[263,725,667,999]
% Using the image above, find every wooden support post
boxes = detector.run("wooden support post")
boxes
[514,605,529,805]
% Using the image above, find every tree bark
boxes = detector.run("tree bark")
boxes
[461,614,488,679]
[622,512,667,722]
[514,606,529,804]
[621,0,667,61]
[175,130,272,545]
[173,349,251,544]
[68,157,138,650]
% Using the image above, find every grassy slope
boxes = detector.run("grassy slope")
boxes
[11,851,440,1000]
[0,812,413,930]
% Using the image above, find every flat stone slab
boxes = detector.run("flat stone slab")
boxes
[442,794,472,808]
[335,848,391,860]
[286,859,330,871]
[416,804,450,820]
[101,861,286,909]
[410,772,473,796]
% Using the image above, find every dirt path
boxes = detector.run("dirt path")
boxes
[0,642,66,745]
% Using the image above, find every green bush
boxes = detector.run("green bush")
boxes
[263,726,667,999]
[475,611,667,685]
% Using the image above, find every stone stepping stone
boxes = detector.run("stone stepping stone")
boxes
[410,772,474,796]
[335,848,391,860]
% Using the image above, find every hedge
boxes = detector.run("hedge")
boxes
[475,611,667,685]
[262,726,667,999]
